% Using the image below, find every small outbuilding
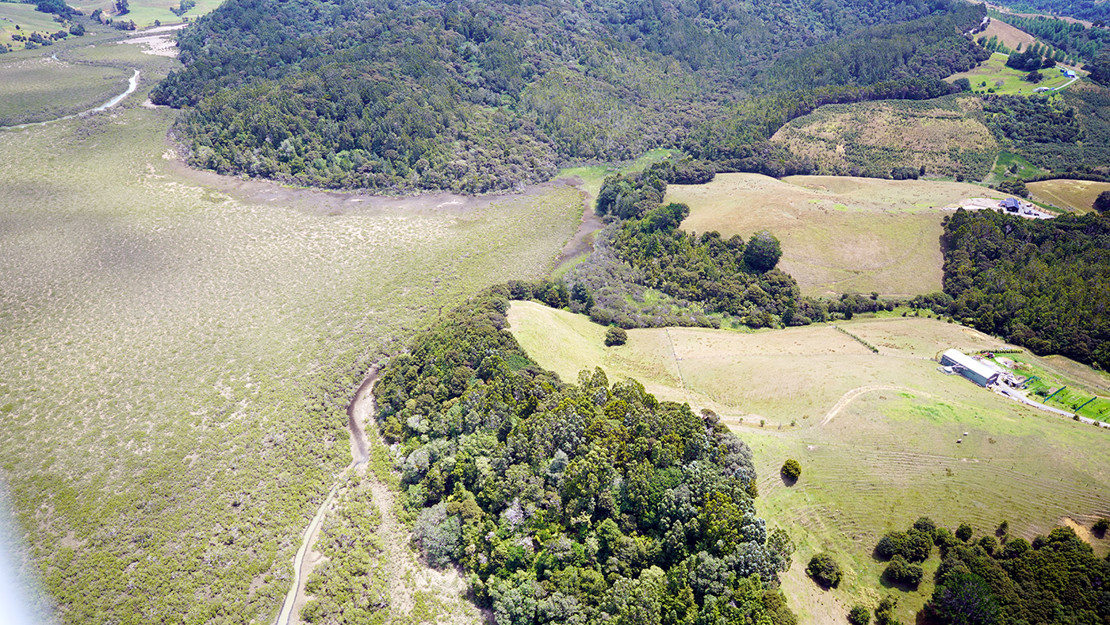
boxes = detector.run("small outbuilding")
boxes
[1000,198,1021,212]
[940,349,1001,387]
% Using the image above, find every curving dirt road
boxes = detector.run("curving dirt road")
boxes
[274,368,376,625]
[820,385,921,426]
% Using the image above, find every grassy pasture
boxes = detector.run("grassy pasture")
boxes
[1027,178,1110,213]
[0,54,130,126]
[508,301,1110,624]
[983,150,1048,186]
[948,52,1077,95]
[68,0,224,27]
[770,95,998,180]
[0,2,65,46]
[665,173,1010,297]
[0,40,581,623]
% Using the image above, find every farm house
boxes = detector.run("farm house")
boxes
[940,349,1001,386]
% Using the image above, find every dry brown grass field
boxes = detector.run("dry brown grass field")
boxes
[665,173,1011,297]
[770,96,998,180]
[979,17,1037,51]
[1027,178,1110,213]
[508,301,1110,624]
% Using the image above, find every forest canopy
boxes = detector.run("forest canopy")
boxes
[941,209,1110,367]
[153,0,988,193]
[372,289,797,624]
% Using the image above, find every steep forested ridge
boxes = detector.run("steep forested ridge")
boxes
[154,0,987,193]
[941,209,1110,367]
[373,290,797,624]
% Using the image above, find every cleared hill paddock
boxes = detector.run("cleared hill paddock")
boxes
[1028,178,1110,213]
[508,301,1110,625]
[665,173,1011,297]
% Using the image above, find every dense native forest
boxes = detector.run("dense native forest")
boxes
[153,0,988,192]
[924,526,1110,624]
[940,209,1110,368]
[868,518,1110,624]
[372,290,797,625]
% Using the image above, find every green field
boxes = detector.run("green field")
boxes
[0,2,66,47]
[984,150,1049,186]
[0,38,581,623]
[557,148,674,199]
[507,301,1110,624]
[947,52,1078,95]
[69,0,225,27]
[665,173,1010,297]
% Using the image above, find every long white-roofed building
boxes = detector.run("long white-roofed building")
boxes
[940,349,1001,387]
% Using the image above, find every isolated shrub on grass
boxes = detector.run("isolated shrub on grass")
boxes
[604,326,627,346]
[882,555,923,587]
[806,552,841,588]
[848,604,871,625]
[874,596,902,625]
[1094,518,1110,537]
[781,458,802,483]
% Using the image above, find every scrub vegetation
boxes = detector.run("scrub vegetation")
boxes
[771,95,998,180]
[0,40,581,623]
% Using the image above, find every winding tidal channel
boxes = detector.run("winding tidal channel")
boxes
[274,370,376,625]
[0,67,140,130]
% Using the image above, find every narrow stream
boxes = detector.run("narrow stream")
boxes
[1,68,140,130]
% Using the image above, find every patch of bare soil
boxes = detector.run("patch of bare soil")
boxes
[1061,517,1098,545]
[122,25,186,57]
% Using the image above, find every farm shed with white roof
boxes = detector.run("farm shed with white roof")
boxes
[940,349,1001,387]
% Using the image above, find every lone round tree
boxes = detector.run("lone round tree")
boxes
[604,326,627,346]
[806,552,842,588]
[1094,190,1110,212]
[781,458,802,483]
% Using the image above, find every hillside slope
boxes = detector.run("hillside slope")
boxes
[153,0,987,193]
